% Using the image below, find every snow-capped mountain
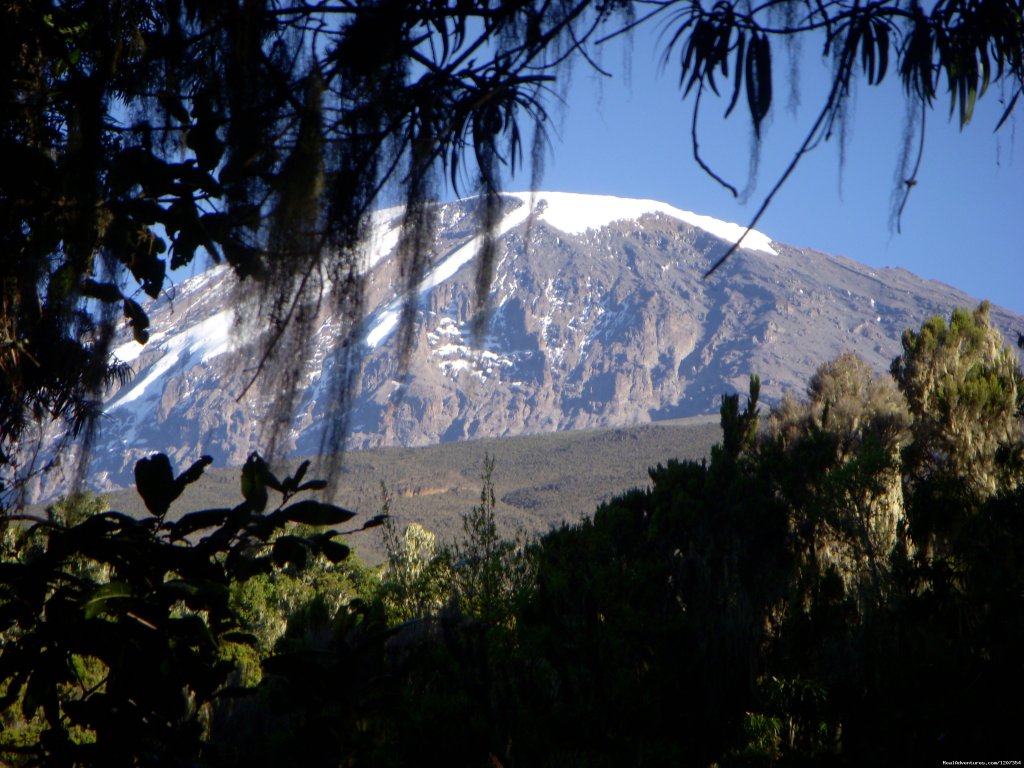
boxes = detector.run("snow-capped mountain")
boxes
[29,191,1023,499]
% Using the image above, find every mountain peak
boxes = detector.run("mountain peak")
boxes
[505,191,777,256]
[23,193,1021,502]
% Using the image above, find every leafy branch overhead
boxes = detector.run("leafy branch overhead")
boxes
[666,0,1024,274]
[2,0,1021,489]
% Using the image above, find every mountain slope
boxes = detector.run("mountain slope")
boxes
[88,418,722,563]
[28,191,1022,499]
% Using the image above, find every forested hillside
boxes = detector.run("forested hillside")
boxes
[1,304,1021,766]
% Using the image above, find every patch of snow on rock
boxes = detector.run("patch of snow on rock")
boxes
[360,205,404,272]
[107,309,233,412]
[364,198,532,348]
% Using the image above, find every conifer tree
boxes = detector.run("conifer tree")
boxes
[891,302,1024,549]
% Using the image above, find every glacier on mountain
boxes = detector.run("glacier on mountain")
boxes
[506,191,777,256]
[21,189,1017,503]
[364,191,775,348]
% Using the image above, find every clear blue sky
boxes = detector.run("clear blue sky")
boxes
[509,22,1024,314]
[170,22,1021,314]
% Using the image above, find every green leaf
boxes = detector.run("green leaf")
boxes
[122,298,150,344]
[995,88,1020,131]
[745,34,772,136]
[873,20,889,84]
[175,455,213,492]
[169,507,231,539]
[283,459,312,492]
[79,279,123,304]
[227,553,274,581]
[158,579,230,612]
[319,539,351,563]
[724,32,745,118]
[135,453,177,517]
[277,500,357,527]
[961,80,978,127]
[22,669,49,720]
[221,630,259,646]
[83,581,133,619]
[159,579,201,600]
[47,263,76,302]
[271,536,308,569]
[359,514,388,531]
[186,122,225,173]
[241,453,270,512]
[857,20,873,83]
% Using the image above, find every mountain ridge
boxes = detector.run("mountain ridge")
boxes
[25,191,1023,501]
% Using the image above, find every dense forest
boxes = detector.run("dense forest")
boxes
[1,302,1021,767]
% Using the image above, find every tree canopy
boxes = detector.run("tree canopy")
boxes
[0,306,1021,765]
[2,0,1022,494]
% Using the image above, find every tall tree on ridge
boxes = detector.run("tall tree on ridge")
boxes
[892,302,1024,553]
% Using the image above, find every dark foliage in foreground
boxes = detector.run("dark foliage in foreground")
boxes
[1,305,1021,766]
[0,453,378,766]
[356,305,1023,767]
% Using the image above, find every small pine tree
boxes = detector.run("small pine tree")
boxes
[770,351,910,458]
[378,482,451,623]
[449,455,534,626]
[765,353,911,611]
[893,303,1024,493]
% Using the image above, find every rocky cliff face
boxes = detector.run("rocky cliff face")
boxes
[26,191,1023,499]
